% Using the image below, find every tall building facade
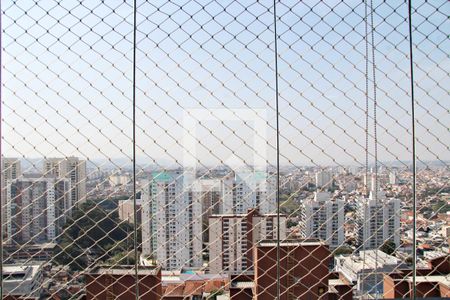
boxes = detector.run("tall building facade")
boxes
[2,158,22,180]
[5,176,72,245]
[141,171,202,270]
[356,191,400,249]
[301,192,344,248]
[2,158,22,239]
[43,157,86,205]
[118,199,142,224]
[222,171,276,215]
[363,173,388,193]
[389,171,398,185]
[191,179,222,245]
[208,209,287,274]
[315,170,332,189]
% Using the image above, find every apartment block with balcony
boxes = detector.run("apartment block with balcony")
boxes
[141,171,202,270]
[1,158,23,240]
[356,190,400,249]
[301,192,345,249]
[222,170,276,215]
[5,175,72,245]
[208,209,286,274]
[43,157,86,205]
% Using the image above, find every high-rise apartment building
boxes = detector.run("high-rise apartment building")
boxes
[389,171,398,185]
[2,158,22,180]
[118,198,142,224]
[356,191,400,249]
[208,209,287,274]
[141,170,202,270]
[5,176,72,245]
[315,170,333,189]
[363,173,375,192]
[363,173,388,193]
[191,178,222,244]
[1,158,22,239]
[43,157,86,205]
[301,192,345,249]
[222,170,276,215]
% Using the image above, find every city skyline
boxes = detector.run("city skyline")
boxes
[2,0,448,166]
[1,0,448,299]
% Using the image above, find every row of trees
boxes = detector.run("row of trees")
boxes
[54,200,137,271]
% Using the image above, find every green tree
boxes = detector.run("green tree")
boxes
[54,201,135,270]
[107,251,136,265]
[432,200,450,214]
[380,240,396,255]
[333,246,353,256]
[286,219,298,228]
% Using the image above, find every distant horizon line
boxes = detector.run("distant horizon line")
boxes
[3,156,448,169]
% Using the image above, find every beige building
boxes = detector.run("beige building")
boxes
[191,179,222,244]
[108,174,130,186]
[118,199,141,224]
[315,170,333,189]
[2,158,22,180]
[5,176,72,244]
[208,209,287,274]
[43,157,87,205]
[1,158,22,239]
[442,226,450,247]
[141,171,202,270]
[301,191,345,249]
[356,190,401,249]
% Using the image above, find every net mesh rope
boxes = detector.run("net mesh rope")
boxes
[1,0,449,299]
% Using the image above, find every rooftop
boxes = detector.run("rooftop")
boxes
[231,281,255,289]
[407,275,450,286]
[162,272,228,285]
[334,250,407,282]
[3,264,42,280]
[88,265,160,276]
[258,239,325,247]
[4,243,56,250]
[328,278,351,287]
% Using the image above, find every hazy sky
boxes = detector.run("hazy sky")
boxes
[2,0,449,170]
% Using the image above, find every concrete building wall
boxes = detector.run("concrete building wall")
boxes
[302,192,345,248]
[43,157,86,205]
[209,210,287,274]
[316,170,332,189]
[222,171,276,215]
[1,159,22,240]
[118,199,141,224]
[6,177,71,244]
[2,264,43,298]
[141,171,202,270]
[356,191,400,249]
